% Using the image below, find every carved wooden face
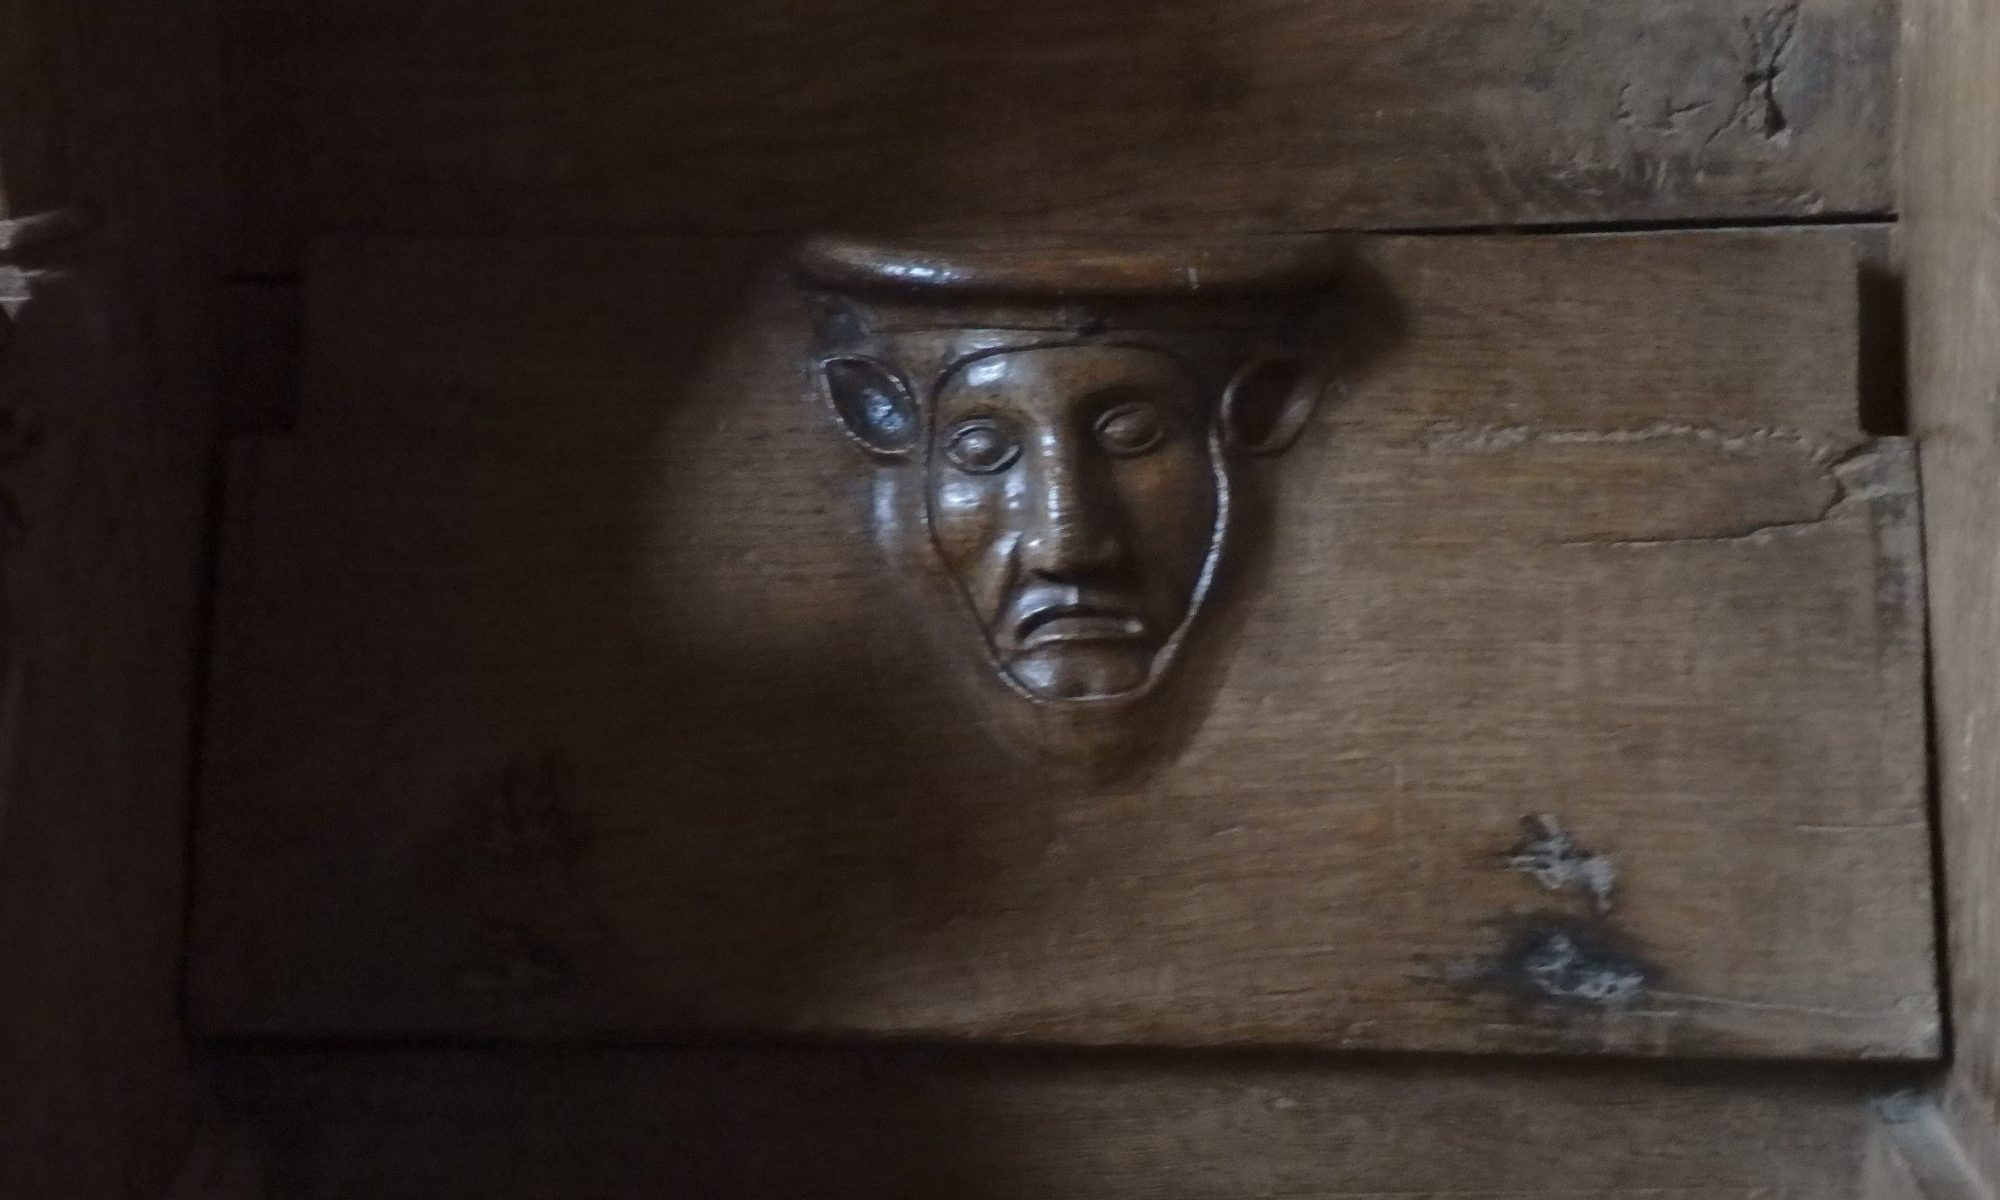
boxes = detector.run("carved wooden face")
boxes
[813,295,1329,774]
[926,345,1222,701]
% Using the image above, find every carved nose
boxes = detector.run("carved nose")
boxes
[1019,439,1123,578]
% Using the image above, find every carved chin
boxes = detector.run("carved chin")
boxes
[1005,644,1156,701]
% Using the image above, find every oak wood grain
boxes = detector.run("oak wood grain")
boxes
[193,228,1936,1059]
[218,0,1894,274]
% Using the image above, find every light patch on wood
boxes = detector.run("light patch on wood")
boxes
[1505,815,1617,912]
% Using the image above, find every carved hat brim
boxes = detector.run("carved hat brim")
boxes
[791,234,1347,300]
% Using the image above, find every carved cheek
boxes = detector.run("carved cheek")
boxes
[929,472,1015,622]
[1111,441,1218,612]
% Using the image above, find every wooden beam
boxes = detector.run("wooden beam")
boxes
[1903,0,2000,1146]
[217,0,1896,273]
[214,1047,1894,1200]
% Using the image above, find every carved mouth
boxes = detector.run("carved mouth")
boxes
[1015,604,1149,651]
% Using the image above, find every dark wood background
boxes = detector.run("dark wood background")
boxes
[0,0,220,1195]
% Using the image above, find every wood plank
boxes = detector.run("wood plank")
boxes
[193,228,1936,1058]
[0,244,210,1196]
[218,0,1895,274]
[0,0,223,1191]
[1902,0,2000,1145]
[212,1047,1894,1200]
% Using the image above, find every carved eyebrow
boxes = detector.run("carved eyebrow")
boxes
[931,339,1080,394]
[1083,381,1178,408]
[1085,363,1203,408]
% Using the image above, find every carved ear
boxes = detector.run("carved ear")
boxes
[1220,353,1326,456]
[819,355,921,460]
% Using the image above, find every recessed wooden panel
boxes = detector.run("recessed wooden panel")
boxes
[193,229,1935,1058]
[218,0,1894,273]
[213,1048,1895,1200]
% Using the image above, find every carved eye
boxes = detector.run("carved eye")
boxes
[944,418,1022,474]
[1093,401,1168,457]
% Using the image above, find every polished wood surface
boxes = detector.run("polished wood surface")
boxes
[791,234,1349,297]
[798,235,1343,778]
[218,0,1895,274]
[193,228,1934,1059]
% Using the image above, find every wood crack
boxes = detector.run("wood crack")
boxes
[1421,423,1910,549]
[1712,2,1803,145]
[1559,441,1907,549]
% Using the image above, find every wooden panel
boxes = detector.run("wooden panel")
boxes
[193,228,1936,1058]
[218,0,1895,273]
[1903,0,2000,1153]
[213,1047,1895,1200]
